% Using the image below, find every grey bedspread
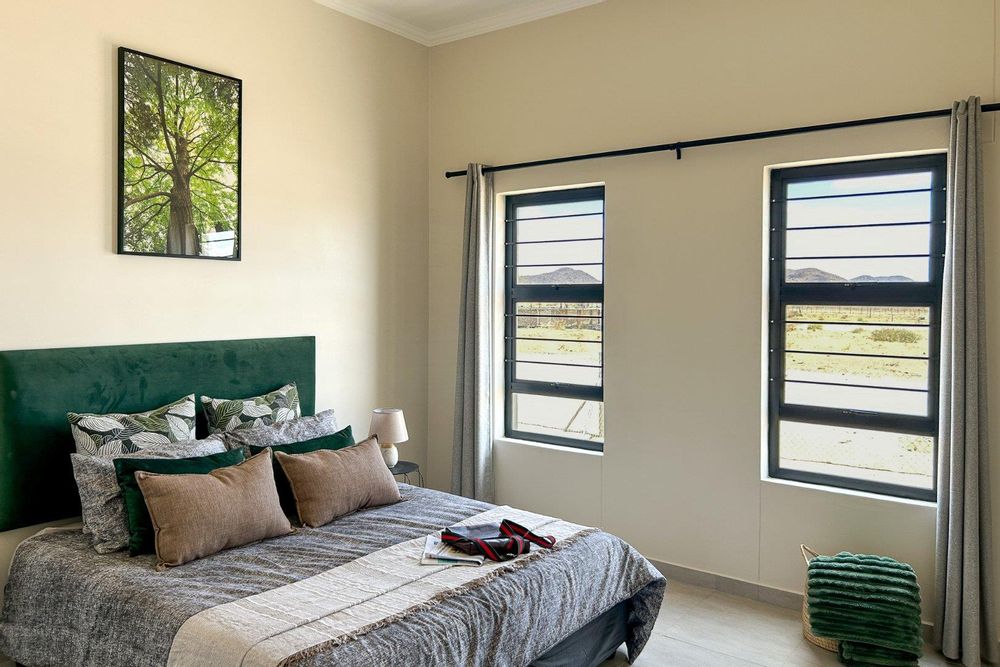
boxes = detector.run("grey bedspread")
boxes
[0,485,664,667]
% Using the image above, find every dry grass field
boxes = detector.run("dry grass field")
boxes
[512,305,934,486]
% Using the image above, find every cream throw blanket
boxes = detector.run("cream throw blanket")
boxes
[167,506,590,667]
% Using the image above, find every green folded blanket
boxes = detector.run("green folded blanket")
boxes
[807,552,922,667]
[807,593,921,617]
[839,641,919,667]
[808,607,922,636]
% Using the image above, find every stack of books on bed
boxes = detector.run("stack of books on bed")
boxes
[421,534,485,566]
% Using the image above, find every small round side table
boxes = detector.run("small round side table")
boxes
[389,460,423,487]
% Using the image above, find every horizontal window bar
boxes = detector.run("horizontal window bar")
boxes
[782,378,928,393]
[778,405,935,436]
[778,296,938,310]
[775,157,944,183]
[507,237,604,246]
[781,349,928,361]
[506,428,604,452]
[511,285,604,299]
[511,262,604,268]
[774,187,940,203]
[783,319,929,328]
[783,253,930,261]
[507,313,603,320]
[509,377,604,389]
[505,358,602,369]
[507,211,605,223]
[780,285,938,304]
[775,220,941,232]
[770,468,934,502]
[509,336,603,345]
[507,186,604,204]
[779,294,938,307]
[510,380,603,401]
[514,361,602,387]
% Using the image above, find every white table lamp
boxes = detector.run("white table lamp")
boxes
[369,408,408,467]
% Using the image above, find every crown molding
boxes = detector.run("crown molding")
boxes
[313,0,606,47]
[425,0,606,46]
[313,0,433,45]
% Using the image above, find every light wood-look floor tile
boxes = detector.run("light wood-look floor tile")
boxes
[604,580,957,666]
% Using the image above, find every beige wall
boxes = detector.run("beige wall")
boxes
[0,0,428,590]
[427,0,1000,622]
[4,0,1000,644]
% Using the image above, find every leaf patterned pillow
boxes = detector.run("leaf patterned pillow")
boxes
[68,394,197,456]
[202,383,301,434]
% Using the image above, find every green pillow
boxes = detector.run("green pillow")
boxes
[114,448,245,556]
[250,425,354,511]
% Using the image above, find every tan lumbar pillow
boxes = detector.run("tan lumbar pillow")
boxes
[275,436,401,527]
[136,450,293,567]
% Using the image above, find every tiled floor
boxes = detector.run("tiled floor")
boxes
[605,581,955,666]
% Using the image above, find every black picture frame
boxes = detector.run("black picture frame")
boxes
[117,47,242,260]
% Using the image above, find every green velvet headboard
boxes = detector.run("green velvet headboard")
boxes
[0,336,315,532]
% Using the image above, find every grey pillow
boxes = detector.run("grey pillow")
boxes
[221,409,339,454]
[71,436,226,554]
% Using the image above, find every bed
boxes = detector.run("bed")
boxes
[0,337,664,666]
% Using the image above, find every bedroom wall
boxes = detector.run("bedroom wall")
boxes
[0,0,428,593]
[426,0,1000,625]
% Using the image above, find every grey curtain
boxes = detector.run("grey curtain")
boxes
[935,96,998,665]
[452,163,495,502]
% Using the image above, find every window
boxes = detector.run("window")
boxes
[504,186,605,450]
[768,155,945,500]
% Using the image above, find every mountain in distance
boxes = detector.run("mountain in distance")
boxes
[520,267,599,284]
[786,267,843,282]
[524,266,912,284]
[786,267,914,283]
[849,274,914,283]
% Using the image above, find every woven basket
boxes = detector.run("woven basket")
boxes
[801,544,839,652]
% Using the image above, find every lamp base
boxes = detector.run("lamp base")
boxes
[381,443,399,468]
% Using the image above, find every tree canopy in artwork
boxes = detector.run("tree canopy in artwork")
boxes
[121,50,240,257]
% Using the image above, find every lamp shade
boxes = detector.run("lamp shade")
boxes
[369,408,408,445]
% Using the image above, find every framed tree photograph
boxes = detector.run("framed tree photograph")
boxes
[118,47,241,259]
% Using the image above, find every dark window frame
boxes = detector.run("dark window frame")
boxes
[505,186,605,451]
[768,154,946,501]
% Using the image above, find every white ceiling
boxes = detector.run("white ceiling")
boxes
[313,0,606,46]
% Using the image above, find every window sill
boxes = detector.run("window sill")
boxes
[761,475,936,509]
[493,436,604,457]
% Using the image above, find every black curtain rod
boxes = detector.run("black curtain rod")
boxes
[444,102,1000,178]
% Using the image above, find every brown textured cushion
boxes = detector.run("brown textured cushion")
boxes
[136,450,293,567]
[275,436,401,527]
